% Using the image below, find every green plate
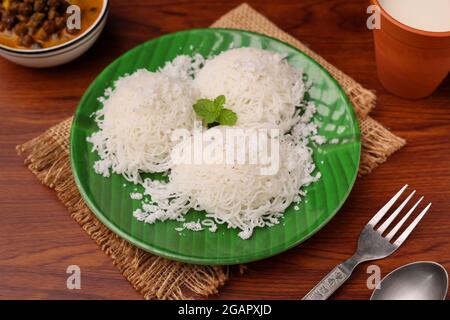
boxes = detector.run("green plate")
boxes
[71,28,361,265]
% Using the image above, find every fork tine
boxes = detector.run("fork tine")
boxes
[393,203,431,246]
[385,196,424,241]
[377,190,416,234]
[368,184,408,227]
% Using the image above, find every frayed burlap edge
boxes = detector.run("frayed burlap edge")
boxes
[359,117,405,175]
[211,3,376,119]
[16,118,228,300]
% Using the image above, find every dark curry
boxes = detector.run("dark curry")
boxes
[0,0,103,49]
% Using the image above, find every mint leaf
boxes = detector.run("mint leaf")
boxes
[193,95,237,126]
[193,99,214,117]
[193,99,221,124]
[214,95,226,108]
[218,108,237,126]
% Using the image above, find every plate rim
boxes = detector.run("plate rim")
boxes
[70,27,361,265]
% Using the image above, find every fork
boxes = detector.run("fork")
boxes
[303,185,432,300]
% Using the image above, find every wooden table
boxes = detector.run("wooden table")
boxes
[1,0,449,300]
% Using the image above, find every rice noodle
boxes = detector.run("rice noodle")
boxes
[138,123,320,240]
[194,47,305,133]
[87,55,204,183]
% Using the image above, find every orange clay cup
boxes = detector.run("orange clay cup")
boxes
[371,0,450,99]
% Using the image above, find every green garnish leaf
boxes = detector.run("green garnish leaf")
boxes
[193,99,222,124]
[214,95,226,107]
[193,95,237,126]
[218,108,238,126]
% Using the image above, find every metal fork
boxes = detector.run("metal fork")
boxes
[303,185,432,300]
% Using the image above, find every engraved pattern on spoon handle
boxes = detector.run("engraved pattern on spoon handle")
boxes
[302,265,352,300]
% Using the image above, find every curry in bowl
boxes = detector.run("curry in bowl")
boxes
[0,0,103,50]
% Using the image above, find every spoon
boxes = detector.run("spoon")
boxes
[371,261,448,300]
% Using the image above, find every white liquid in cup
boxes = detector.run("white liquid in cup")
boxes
[378,0,450,32]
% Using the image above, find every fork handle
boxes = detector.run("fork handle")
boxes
[302,264,353,300]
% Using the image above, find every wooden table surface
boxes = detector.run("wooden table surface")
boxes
[1,0,449,300]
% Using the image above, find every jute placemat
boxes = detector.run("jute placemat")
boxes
[17,3,405,300]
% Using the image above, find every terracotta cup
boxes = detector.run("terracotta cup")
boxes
[371,0,450,99]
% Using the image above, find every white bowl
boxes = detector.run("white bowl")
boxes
[0,0,109,68]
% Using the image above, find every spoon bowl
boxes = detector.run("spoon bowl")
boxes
[371,261,448,300]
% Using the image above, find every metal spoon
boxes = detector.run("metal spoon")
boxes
[371,261,448,300]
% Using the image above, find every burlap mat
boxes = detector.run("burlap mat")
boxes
[17,3,405,300]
